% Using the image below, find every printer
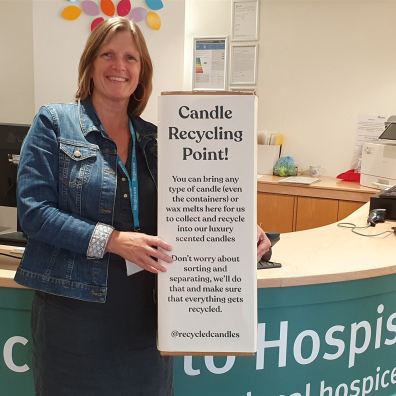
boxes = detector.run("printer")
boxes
[360,120,396,189]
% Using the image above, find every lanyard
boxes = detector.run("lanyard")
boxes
[117,120,140,230]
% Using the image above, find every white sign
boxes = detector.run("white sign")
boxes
[157,93,257,354]
[352,115,387,169]
[232,0,259,41]
[230,43,258,86]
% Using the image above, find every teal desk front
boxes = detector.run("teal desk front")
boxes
[2,277,396,395]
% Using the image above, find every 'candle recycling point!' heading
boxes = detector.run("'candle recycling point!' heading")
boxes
[167,105,243,161]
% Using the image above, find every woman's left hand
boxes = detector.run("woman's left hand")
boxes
[257,225,271,261]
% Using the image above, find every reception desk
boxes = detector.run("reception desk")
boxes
[257,175,377,232]
[1,204,396,395]
[0,247,33,394]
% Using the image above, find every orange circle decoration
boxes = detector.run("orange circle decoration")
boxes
[146,11,161,30]
[100,0,115,17]
[61,5,82,20]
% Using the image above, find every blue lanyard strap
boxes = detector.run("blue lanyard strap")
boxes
[117,120,140,230]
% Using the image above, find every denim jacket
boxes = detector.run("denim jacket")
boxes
[14,100,158,303]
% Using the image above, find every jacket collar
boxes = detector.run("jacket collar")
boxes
[78,99,104,137]
[78,98,157,147]
[132,117,157,147]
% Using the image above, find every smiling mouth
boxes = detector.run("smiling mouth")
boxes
[107,76,128,82]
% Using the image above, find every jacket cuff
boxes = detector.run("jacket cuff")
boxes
[86,223,114,259]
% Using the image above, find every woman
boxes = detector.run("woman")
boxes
[15,16,270,395]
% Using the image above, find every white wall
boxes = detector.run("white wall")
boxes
[0,0,34,124]
[32,0,88,108]
[257,0,396,176]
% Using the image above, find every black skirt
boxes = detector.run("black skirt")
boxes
[31,255,173,396]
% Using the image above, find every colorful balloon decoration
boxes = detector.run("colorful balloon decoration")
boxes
[117,0,132,17]
[145,0,163,11]
[61,0,165,31]
[81,1,100,16]
[91,17,105,30]
[146,11,161,30]
[130,7,147,23]
[61,5,82,20]
[100,0,115,16]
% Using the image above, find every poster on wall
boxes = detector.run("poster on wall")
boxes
[157,91,257,354]
[229,43,258,87]
[193,38,228,91]
[231,0,259,41]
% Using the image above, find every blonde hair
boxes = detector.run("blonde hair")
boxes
[76,17,153,117]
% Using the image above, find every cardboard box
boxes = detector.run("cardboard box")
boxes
[257,144,280,175]
[157,91,257,355]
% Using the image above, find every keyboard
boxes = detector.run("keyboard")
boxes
[0,231,27,247]
[379,185,396,198]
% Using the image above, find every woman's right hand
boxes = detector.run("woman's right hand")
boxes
[106,231,173,273]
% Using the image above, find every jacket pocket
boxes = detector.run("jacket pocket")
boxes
[58,140,99,213]
[60,141,98,161]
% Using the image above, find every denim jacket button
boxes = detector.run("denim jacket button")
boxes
[74,150,81,158]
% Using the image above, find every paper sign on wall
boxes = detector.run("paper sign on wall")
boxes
[157,92,257,354]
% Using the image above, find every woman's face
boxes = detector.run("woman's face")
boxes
[91,30,141,107]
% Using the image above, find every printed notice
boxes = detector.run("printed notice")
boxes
[157,93,257,354]
[193,39,227,90]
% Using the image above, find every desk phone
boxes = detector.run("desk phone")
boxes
[380,185,396,198]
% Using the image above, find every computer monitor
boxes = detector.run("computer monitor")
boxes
[0,123,30,207]
[378,122,396,145]
[0,123,30,246]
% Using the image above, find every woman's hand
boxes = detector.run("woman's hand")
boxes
[106,231,173,273]
[256,225,271,262]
